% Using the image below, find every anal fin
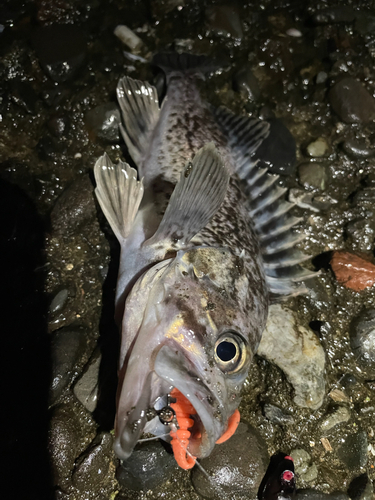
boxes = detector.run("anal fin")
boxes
[145,143,229,250]
[94,153,144,242]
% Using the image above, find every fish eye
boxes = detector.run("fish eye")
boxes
[214,332,247,374]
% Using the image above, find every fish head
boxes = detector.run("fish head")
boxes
[114,246,268,462]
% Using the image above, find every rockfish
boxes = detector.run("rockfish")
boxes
[94,53,312,468]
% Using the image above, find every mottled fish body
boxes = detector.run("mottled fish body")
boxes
[94,53,313,466]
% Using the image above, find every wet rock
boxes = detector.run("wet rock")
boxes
[114,25,144,54]
[298,162,329,191]
[316,71,328,84]
[205,5,243,39]
[233,67,260,101]
[191,422,268,499]
[10,80,38,114]
[31,24,87,82]
[117,441,178,491]
[290,449,318,483]
[346,219,375,252]
[306,138,329,158]
[320,406,351,432]
[355,14,375,36]
[353,187,375,207]
[50,325,92,405]
[289,189,337,212]
[85,103,121,143]
[50,175,96,237]
[296,489,349,500]
[342,138,375,159]
[329,78,375,124]
[263,403,294,426]
[312,6,356,25]
[258,304,326,410]
[73,348,101,412]
[349,309,375,378]
[286,28,302,37]
[330,251,375,291]
[255,119,297,176]
[348,474,373,500]
[72,432,116,493]
[336,431,368,470]
[49,399,96,490]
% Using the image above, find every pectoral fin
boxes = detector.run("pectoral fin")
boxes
[146,142,229,249]
[94,153,144,242]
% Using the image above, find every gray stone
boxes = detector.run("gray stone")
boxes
[50,326,90,405]
[306,138,329,158]
[296,489,349,500]
[290,449,311,475]
[316,72,328,84]
[263,403,294,426]
[255,119,297,176]
[298,162,329,191]
[191,422,269,499]
[301,464,318,483]
[116,441,178,491]
[73,348,101,412]
[349,309,375,378]
[348,474,374,500]
[342,138,375,159]
[337,431,368,470]
[31,24,87,82]
[258,305,326,410]
[72,432,115,492]
[49,289,69,314]
[320,406,351,432]
[329,78,375,124]
[85,103,121,143]
[48,399,96,490]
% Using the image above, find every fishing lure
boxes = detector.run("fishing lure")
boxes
[169,388,240,469]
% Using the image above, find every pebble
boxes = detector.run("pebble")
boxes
[205,5,243,39]
[263,403,294,426]
[330,251,375,291]
[312,6,356,25]
[10,80,38,114]
[255,119,297,176]
[296,489,349,500]
[337,431,368,470]
[48,399,97,490]
[306,138,329,157]
[72,432,115,493]
[49,289,69,314]
[117,441,178,491]
[73,348,101,412]
[298,162,329,191]
[329,77,375,124]
[348,474,374,500]
[85,102,121,143]
[349,309,375,378]
[286,28,302,37]
[50,175,96,237]
[50,326,91,405]
[258,304,326,410]
[320,406,351,432]
[290,449,318,483]
[346,218,375,252]
[342,138,375,159]
[114,25,144,53]
[191,422,269,499]
[233,67,260,101]
[31,24,87,82]
[316,71,328,84]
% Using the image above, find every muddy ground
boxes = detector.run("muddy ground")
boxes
[1,0,374,499]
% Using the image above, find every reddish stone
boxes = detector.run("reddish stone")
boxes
[331,251,375,291]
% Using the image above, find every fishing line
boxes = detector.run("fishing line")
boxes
[137,433,170,443]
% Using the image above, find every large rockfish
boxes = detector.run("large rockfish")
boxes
[94,53,312,467]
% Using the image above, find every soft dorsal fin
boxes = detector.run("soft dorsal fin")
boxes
[146,143,229,249]
[117,76,160,167]
[94,153,144,242]
[216,106,317,299]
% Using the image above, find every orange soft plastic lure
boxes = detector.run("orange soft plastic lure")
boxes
[169,388,241,469]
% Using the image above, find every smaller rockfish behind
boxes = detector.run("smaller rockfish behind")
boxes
[94,53,314,468]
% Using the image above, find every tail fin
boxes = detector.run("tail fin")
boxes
[152,52,219,80]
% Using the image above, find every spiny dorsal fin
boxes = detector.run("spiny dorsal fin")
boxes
[146,143,229,248]
[94,153,144,242]
[117,76,160,167]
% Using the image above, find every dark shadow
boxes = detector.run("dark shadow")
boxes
[0,178,53,499]
[311,250,333,271]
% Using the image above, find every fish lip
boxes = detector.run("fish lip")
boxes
[154,344,227,458]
